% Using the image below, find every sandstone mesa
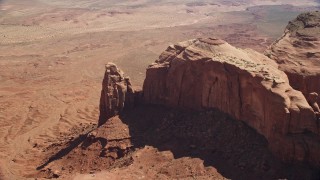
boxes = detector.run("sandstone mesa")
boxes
[100,12,320,168]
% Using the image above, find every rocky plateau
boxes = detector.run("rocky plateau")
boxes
[102,12,320,169]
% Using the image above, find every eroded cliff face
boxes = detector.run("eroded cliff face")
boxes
[266,11,320,105]
[142,38,320,166]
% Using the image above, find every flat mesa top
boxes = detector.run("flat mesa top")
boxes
[158,38,286,84]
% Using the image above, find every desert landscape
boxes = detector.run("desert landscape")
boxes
[0,0,320,179]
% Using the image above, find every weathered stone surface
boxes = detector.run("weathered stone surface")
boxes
[99,63,135,126]
[266,11,320,104]
[143,38,320,166]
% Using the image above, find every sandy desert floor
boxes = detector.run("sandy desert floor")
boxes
[0,0,319,179]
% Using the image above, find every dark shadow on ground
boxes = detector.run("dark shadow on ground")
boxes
[36,104,320,179]
[118,105,320,180]
[36,133,90,170]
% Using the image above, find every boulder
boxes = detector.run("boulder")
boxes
[143,38,320,166]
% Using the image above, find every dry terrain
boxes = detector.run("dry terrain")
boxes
[0,0,319,179]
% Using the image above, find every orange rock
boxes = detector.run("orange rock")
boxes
[143,38,320,166]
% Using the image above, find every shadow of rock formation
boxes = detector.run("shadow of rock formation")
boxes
[117,105,320,180]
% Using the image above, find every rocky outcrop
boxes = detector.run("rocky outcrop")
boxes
[99,63,135,126]
[266,11,320,105]
[98,13,320,166]
[143,38,320,166]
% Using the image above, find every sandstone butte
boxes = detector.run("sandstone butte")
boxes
[100,12,320,168]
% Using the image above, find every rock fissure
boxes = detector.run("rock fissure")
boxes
[237,73,243,115]
[178,68,186,107]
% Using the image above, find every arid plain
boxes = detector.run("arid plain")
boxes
[0,0,319,179]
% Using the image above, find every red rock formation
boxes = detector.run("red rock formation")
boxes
[99,63,135,126]
[266,11,320,105]
[143,38,320,166]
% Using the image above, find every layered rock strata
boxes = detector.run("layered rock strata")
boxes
[142,38,320,166]
[99,63,135,126]
[266,11,320,105]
